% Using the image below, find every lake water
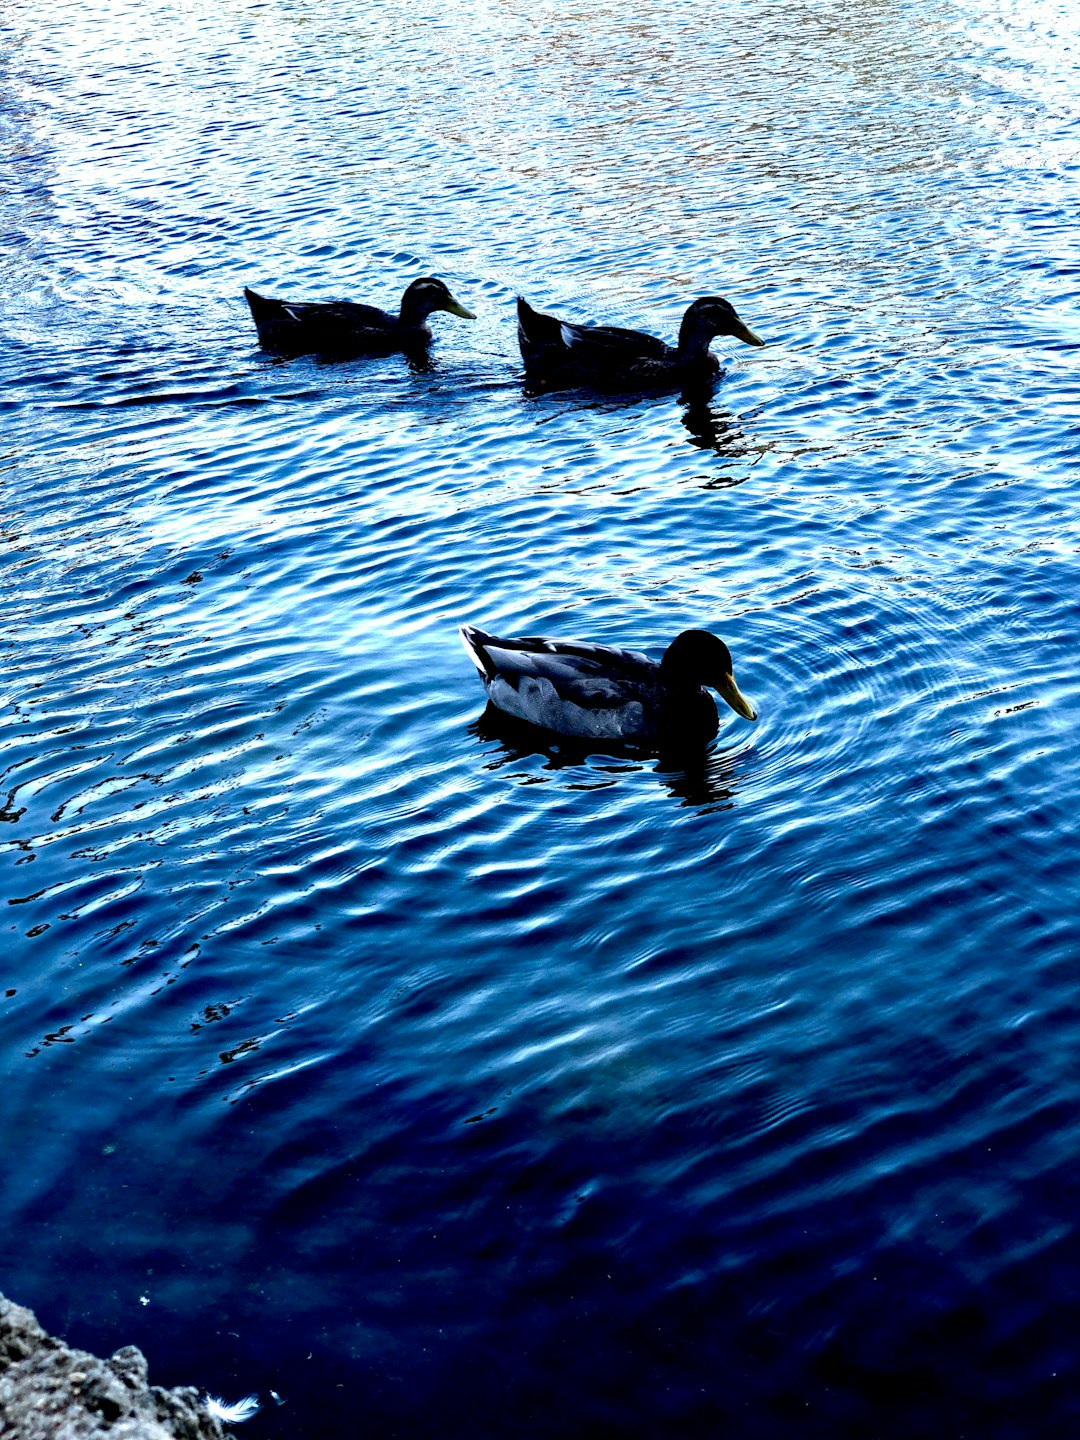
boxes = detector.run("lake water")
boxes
[3,0,1080,1435]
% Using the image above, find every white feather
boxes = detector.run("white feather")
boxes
[206,1393,260,1424]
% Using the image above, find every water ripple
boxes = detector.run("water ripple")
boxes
[4,0,1080,1435]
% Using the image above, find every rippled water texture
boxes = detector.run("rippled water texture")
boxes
[3,0,1080,1434]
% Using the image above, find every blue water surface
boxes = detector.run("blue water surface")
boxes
[3,0,1080,1435]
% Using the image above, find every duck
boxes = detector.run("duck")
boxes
[243,276,475,355]
[516,294,764,391]
[460,624,757,749]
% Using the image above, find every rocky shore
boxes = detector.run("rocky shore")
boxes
[0,1293,231,1440]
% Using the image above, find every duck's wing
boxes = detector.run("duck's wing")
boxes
[461,626,668,742]
[279,299,397,332]
[517,297,671,362]
[460,626,653,706]
[244,289,398,347]
[517,634,653,678]
[556,321,671,363]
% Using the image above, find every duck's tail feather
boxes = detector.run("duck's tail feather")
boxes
[244,287,303,348]
[242,286,288,332]
[516,296,565,358]
[459,624,497,680]
[515,296,539,326]
[242,287,272,314]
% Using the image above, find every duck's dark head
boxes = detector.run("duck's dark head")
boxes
[660,629,757,720]
[678,296,764,355]
[399,277,476,326]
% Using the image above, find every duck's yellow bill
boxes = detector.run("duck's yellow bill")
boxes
[444,298,476,319]
[717,672,757,721]
[733,321,765,347]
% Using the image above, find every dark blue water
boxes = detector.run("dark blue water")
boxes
[4,0,1080,1434]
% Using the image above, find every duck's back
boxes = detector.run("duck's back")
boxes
[243,289,402,353]
[463,627,653,684]
[461,626,665,742]
[516,296,675,384]
[557,322,671,364]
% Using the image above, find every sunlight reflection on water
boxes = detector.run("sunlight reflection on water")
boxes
[3,0,1080,1436]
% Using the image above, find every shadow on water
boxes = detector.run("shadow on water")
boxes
[521,369,720,405]
[519,377,764,484]
[257,338,436,372]
[468,704,740,812]
[679,390,770,481]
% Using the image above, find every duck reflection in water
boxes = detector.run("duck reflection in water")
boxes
[469,706,741,813]
[679,389,762,472]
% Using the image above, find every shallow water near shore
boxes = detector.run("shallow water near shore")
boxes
[3,0,1080,1435]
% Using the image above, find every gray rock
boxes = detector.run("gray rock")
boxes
[0,1293,231,1440]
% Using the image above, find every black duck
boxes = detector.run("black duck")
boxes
[244,276,475,355]
[516,294,763,390]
